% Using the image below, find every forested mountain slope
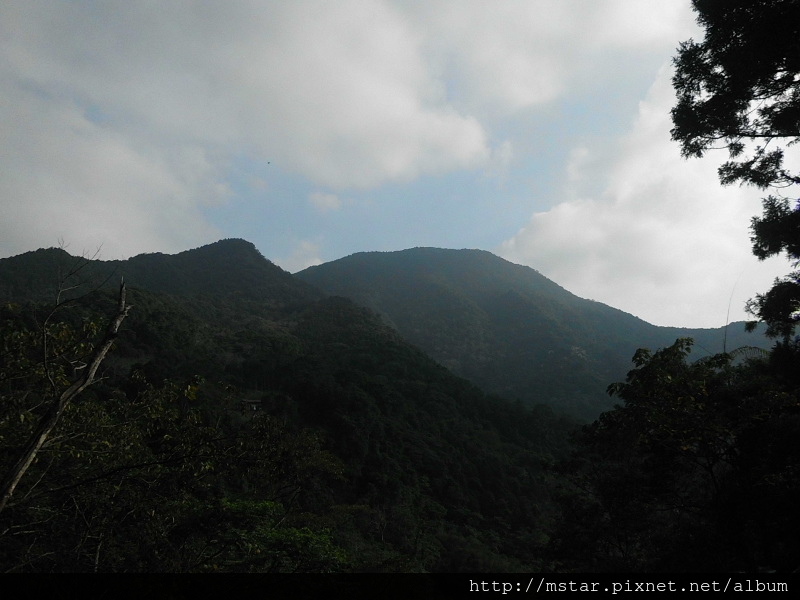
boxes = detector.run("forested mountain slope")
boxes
[298,247,770,419]
[0,239,321,313]
[0,240,576,572]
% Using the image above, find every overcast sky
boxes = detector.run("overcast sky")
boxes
[0,1,790,328]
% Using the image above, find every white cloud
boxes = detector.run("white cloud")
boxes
[1,1,491,189]
[0,75,222,259]
[589,0,693,48]
[275,240,324,273]
[1,0,766,325]
[401,0,694,116]
[309,192,343,212]
[485,140,515,186]
[499,65,790,328]
[0,0,503,258]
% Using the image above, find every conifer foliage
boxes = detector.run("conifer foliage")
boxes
[671,0,800,337]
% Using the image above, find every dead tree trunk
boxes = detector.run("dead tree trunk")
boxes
[0,282,132,515]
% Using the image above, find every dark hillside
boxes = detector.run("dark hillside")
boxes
[0,241,576,572]
[0,239,321,314]
[298,247,770,419]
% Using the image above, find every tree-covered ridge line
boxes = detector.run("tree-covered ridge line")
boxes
[297,246,771,420]
[0,247,577,571]
[0,239,321,312]
[2,233,796,572]
[3,239,770,422]
[2,241,797,572]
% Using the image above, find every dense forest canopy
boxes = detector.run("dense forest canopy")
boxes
[1,233,797,572]
[0,243,578,572]
[297,247,769,420]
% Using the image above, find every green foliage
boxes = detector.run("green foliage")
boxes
[671,0,800,337]
[745,271,800,338]
[278,296,575,571]
[552,338,800,571]
[5,238,796,574]
[297,248,770,421]
[671,1,800,186]
[0,244,583,572]
[656,5,800,566]
[0,298,350,572]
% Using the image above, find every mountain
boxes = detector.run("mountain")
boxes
[297,247,770,419]
[0,241,770,420]
[0,240,577,572]
[1,239,787,572]
[0,239,321,314]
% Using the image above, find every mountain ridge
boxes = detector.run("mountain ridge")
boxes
[0,238,579,572]
[0,238,321,312]
[297,246,770,418]
[1,239,769,419]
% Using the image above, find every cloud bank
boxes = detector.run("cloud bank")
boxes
[1,1,697,259]
[499,67,788,328]
[1,1,490,257]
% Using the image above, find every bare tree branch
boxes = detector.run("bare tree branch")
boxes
[0,281,132,515]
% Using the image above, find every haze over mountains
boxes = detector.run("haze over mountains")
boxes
[298,247,769,417]
[0,239,768,419]
[1,238,579,571]
[1,238,788,572]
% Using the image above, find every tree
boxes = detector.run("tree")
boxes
[0,281,131,514]
[552,338,800,571]
[671,0,800,338]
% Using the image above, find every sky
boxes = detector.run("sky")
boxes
[0,0,791,328]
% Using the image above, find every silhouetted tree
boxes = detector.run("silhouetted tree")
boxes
[553,338,800,571]
[671,0,800,338]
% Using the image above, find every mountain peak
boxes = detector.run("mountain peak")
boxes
[299,246,569,303]
[119,238,320,305]
[186,237,261,257]
[128,238,263,263]
[1,239,321,309]
[296,246,770,419]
